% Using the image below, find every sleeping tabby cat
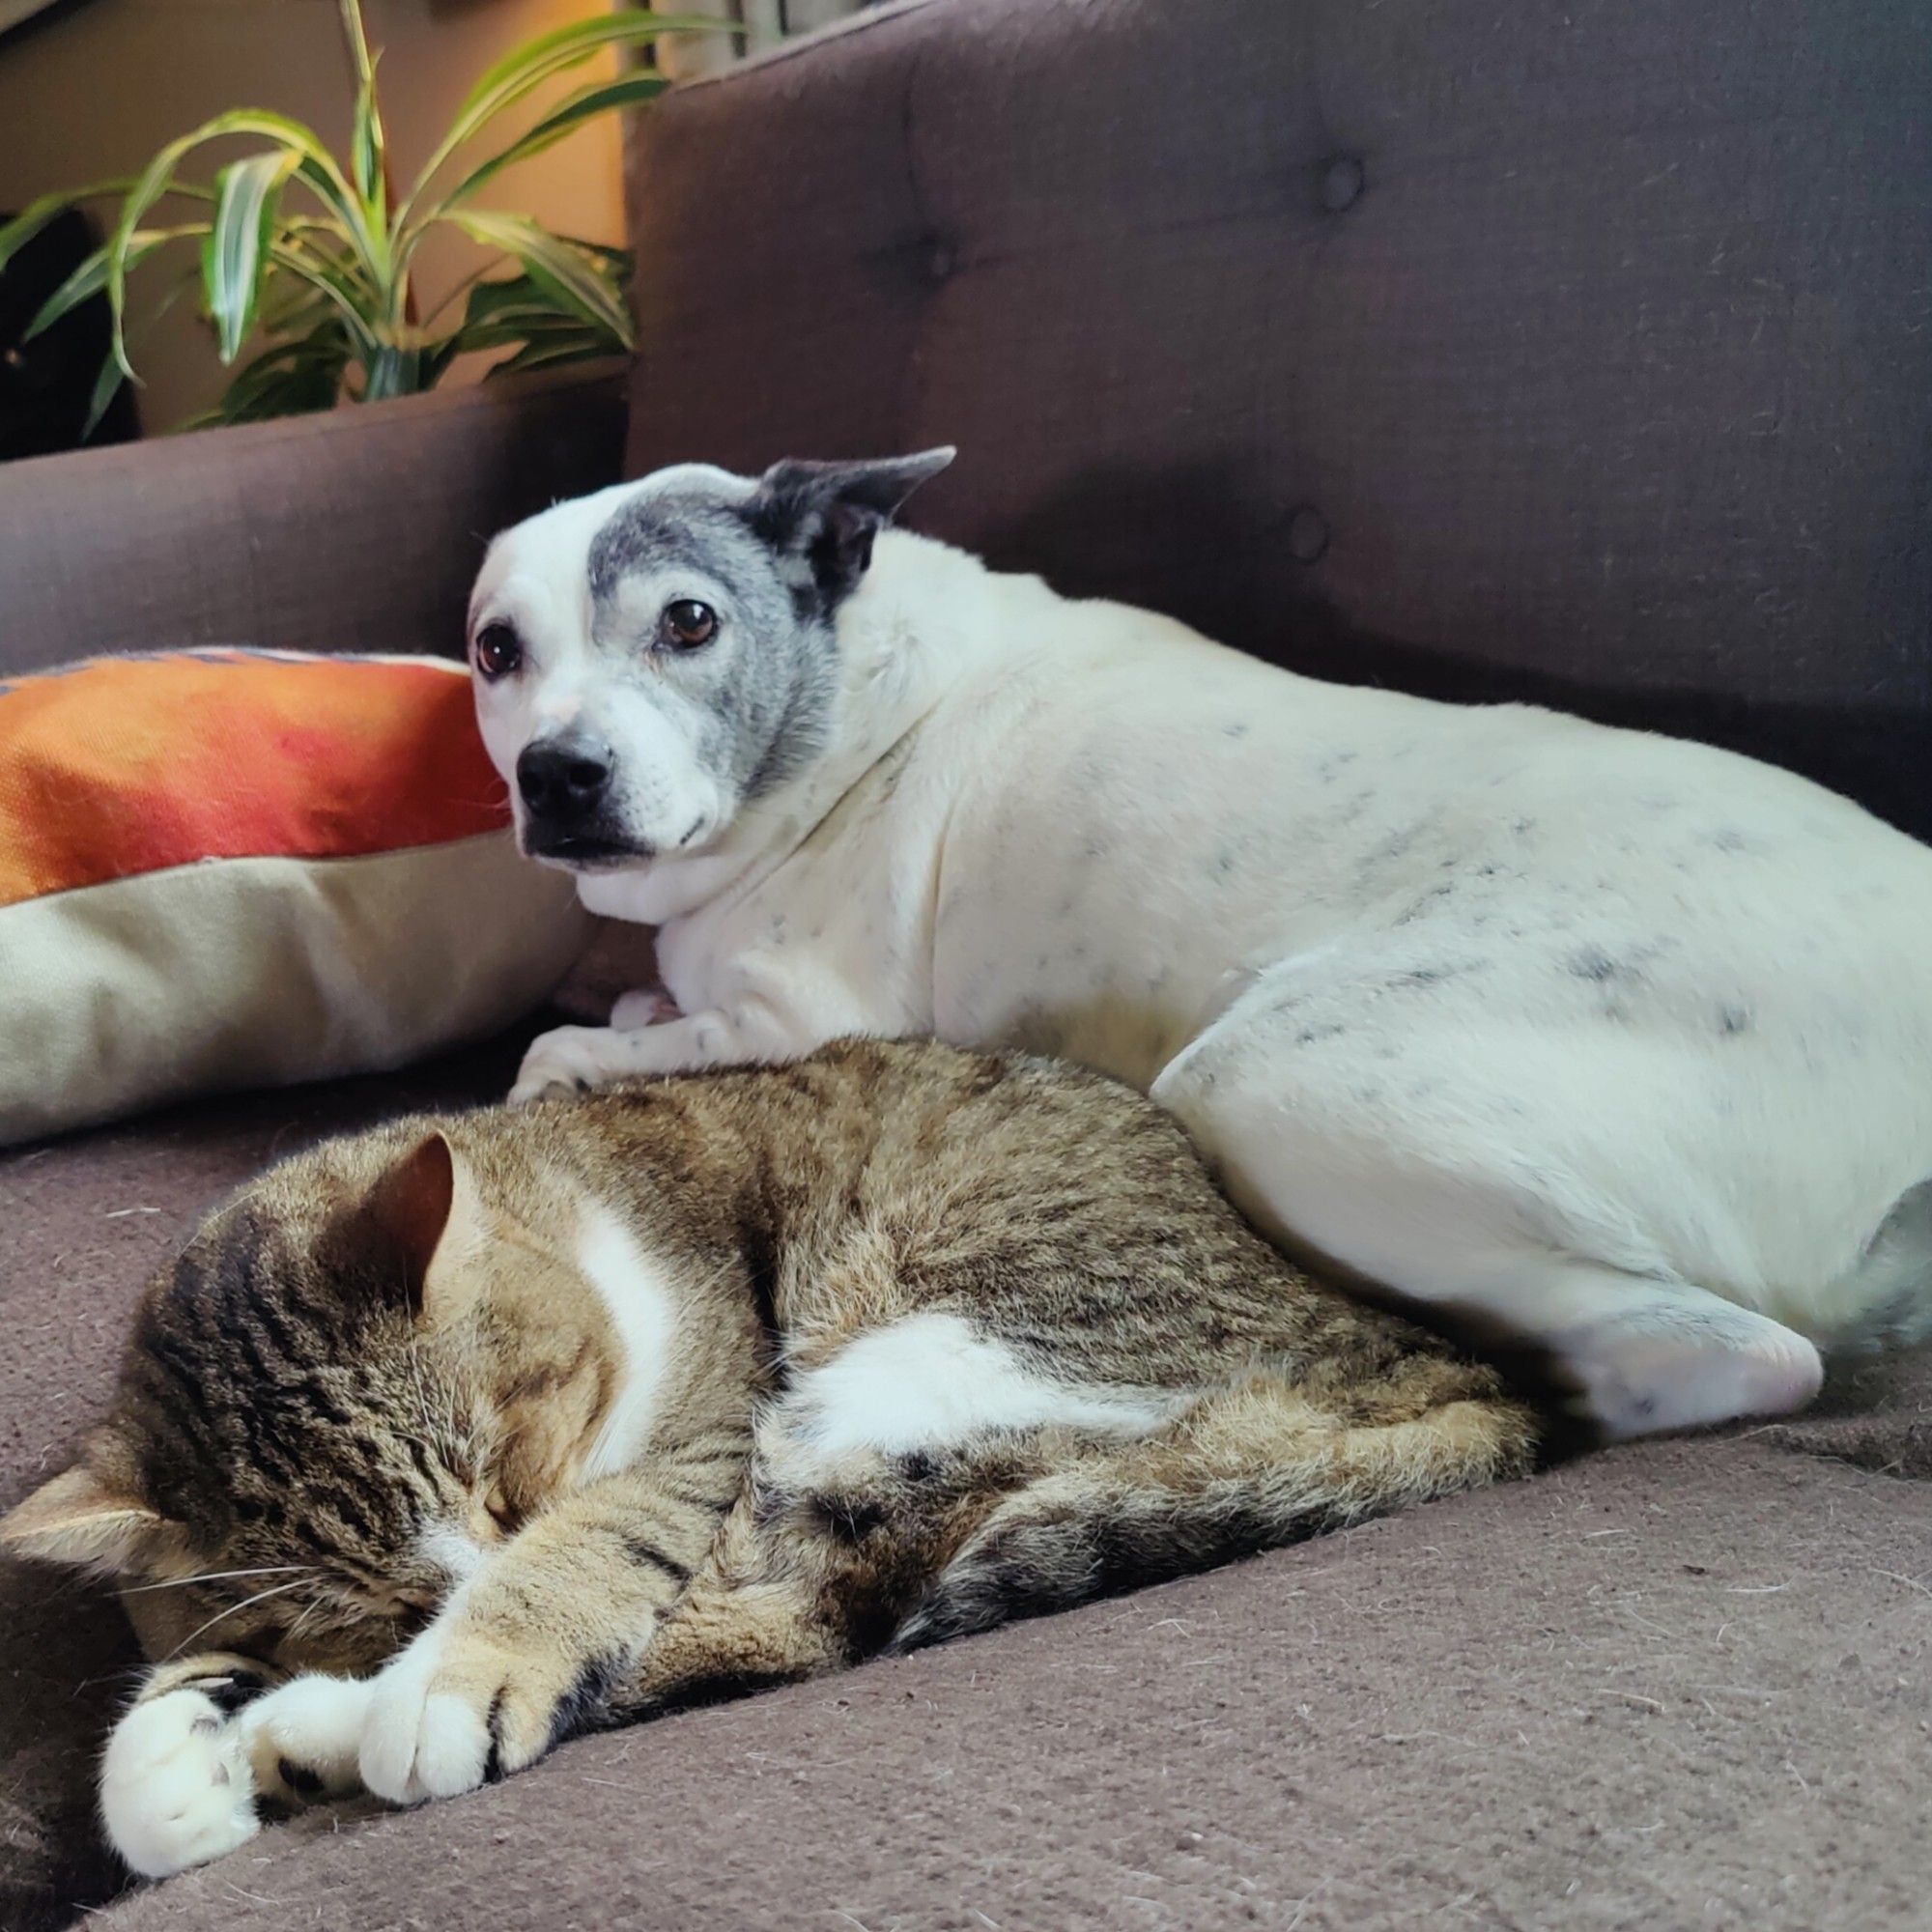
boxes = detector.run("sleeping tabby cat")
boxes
[0,1039,1539,1880]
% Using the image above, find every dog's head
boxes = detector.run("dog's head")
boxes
[467,449,954,872]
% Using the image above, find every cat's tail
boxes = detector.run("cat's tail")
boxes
[887,1354,1540,1653]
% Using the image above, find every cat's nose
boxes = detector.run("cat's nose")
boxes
[517,734,612,824]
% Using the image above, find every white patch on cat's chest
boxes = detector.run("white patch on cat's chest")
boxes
[781,1311,1178,1473]
[576,1201,681,1478]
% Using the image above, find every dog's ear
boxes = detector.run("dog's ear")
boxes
[749,448,956,609]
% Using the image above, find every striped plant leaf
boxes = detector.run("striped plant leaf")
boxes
[81,353,130,440]
[107,108,382,376]
[22,227,205,342]
[489,329,621,379]
[403,12,726,218]
[0,179,143,275]
[203,152,300,361]
[440,209,632,348]
[437,72,671,213]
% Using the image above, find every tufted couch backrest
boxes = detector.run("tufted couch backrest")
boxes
[624,0,1932,838]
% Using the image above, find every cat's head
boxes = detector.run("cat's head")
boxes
[0,1119,620,1674]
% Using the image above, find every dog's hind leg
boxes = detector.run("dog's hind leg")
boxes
[1534,1279,1823,1438]
[1154,1027,1824,1439]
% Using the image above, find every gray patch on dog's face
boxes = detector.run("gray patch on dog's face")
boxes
[584,473,841,807]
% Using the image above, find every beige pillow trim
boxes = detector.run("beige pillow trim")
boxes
[0,830,590,1145]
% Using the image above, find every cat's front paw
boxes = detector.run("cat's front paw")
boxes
[241,1674,370,1805]
[510,1025,617,1105]
[100,1688,260,1880]
[358,1616,580,1804]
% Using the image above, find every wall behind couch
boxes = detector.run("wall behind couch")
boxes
[0,0,634,435]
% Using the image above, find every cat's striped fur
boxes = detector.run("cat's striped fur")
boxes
[1,1039,1540,1878]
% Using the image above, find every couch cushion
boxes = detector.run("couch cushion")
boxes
[624,0,1932,841]
[4,1037,1929,1930]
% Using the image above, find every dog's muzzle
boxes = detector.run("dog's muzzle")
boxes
[516,733,648,866]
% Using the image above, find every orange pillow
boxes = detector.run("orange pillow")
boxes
[0,650,588,1145]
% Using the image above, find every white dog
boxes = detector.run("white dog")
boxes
[468,450,1932,1439]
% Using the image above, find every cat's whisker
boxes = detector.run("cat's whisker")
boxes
[123,1564,315,1595]
[282,1592,332,1645]
[166,1576,316,1656]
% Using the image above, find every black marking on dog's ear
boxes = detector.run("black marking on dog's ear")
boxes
[747,449,956,611]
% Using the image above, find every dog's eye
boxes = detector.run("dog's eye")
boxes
[659,600,718,651]
[473,622,523,681]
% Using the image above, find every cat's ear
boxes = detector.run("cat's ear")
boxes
[0,1449,173,1577]
[334,1131,487,1326]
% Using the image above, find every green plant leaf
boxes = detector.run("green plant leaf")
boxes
[440,209,633,348]
[440,269,618,353]
[202,151,300,361]
[212,335,351,422]
[107,108,383,378]
[351,56,386,211]
[360,342,427,402]
[81,351,133,439]
[22,227,205,341]
[489,330,622,379]
[403,12,726,219]
[440,72,670,210]
[0,179,146,275]
[264,242,384,367]
[256,261,343,335]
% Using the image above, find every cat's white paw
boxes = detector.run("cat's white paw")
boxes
[241,1674,370,1802]
[100,1688,260,1880]
[359,1627,492,1804]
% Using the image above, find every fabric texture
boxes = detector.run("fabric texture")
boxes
[0,365,627,675]
[625,0,1932,842]
[0,652,588,1144]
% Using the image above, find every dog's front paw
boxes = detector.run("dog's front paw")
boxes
[510,1025,620,1106]
[357,1615,578,1804]
[610,986,681,1031]
[100,1687,260,1880]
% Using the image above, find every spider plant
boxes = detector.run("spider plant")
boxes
[0,2,729,435]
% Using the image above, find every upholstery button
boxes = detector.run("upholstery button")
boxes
[923,240,956,282]
[1319,155,1365,212]
[1286,506,1330,563]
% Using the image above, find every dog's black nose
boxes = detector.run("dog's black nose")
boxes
[518,736,612,823]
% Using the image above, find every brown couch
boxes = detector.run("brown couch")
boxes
[3,2,1929,1926]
